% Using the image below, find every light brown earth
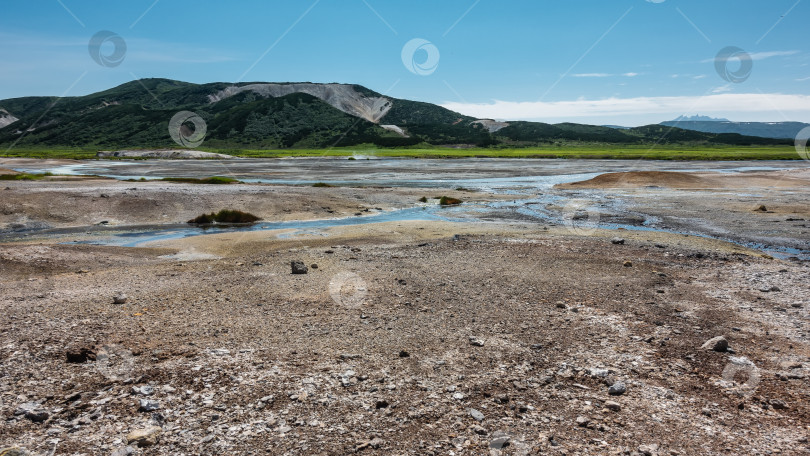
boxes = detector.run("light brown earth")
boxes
[0,170,808,455]
[556,169,810,189]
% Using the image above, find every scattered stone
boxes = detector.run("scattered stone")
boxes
[452,392,465,400]
[375,400,389,409]
[137,399,160,412]
[623,260,633,267]
[469,337,485,347]
[769,399,788,410]
[310,263,318,269]
[65,345,96,363]
[398,350,410,358]
[113,293,128,304]
[753,205,767,212]
[0,448,28,456]
[611,237,626,245]
[700,336,728,352]
[604,401,621,412]
[471,425,488,435]
[126,426,162,447]
[490,434,511,449]
[355,438,384,451]
[132,385,155,396]
[15,402,49,423]
[111,446,135,456]
[608,381,627,396]
[290,261,308,274]
[468,408,485,422]
[759,286,780,293]
[638,443,660,456]
[576,415,591,427]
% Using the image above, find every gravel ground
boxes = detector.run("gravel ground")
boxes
[0,173,808,455]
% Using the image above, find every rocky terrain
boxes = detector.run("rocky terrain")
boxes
[0,168,808,455]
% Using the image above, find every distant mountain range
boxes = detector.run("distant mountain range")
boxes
[671,115,730,122]
[0,79,792,149]
[659,119,809,140]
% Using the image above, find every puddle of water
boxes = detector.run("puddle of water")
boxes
[67,206,456,248]
[3,157,808,259]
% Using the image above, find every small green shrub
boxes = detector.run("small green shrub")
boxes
[439,196,462,206]
[162,176,237,184]
[188,210,261,225]
[312,182,335,187]
[418,196,428,203]
[0,172,52,181]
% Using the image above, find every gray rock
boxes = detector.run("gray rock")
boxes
[468,408,485,422]
[638,443,659,455]
[576,415,590,427]
[469,337,485,347]
[604,400,621,412]
[15,402,49,422]
[611,237,626,245]
[0,448,29,456]
[132,385,155,396]
[126,426,162,447]
[138,399,160,412]
[700,336,728,352]
[113,293,128,304]
[608,381,627,396]
[111,446,135,456]
[290,261,308,274]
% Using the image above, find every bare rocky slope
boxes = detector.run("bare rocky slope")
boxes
[207,83,393,124]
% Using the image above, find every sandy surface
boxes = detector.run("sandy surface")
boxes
[0,167,809,455]
[556,169,810,189]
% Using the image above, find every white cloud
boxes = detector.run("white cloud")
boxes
[700,50,800,63]
[572,72,639,78]
[796,76,810,82]
[711,84,732,94]
[749,50,801,60]
[440,93,810,125]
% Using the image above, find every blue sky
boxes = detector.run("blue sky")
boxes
[1,0,808,125]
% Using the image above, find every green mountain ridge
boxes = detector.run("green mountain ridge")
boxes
[0,78,791,150]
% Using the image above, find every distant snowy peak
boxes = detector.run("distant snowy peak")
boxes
[671,115,730,122]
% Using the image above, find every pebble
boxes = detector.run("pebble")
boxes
[638,443,660,455]
[608,381,627,396]
[611,237,626,245]
[132,385,155,396]
[111,446,135,456]
[700,336,728,352]
[15,402,49,423]
[623,260,633,267]
[468,408,485,422]
[113,293,128,304]
[290,261,308,274]
[126,426,162,447]
[604,400,622,412]
[138,399,160,412]
[469,337,485,347]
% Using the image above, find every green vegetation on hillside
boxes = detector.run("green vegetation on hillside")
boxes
[0,78,794,154]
